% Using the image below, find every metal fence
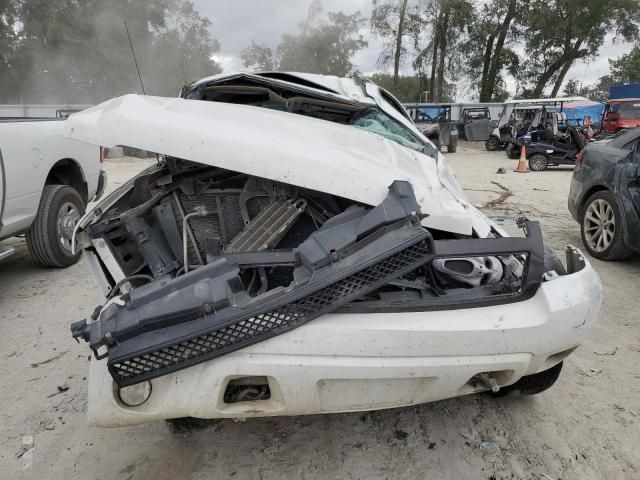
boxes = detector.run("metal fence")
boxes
[0,104,92,118]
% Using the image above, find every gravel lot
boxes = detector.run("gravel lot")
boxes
[1,142,639,480]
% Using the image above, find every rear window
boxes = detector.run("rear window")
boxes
[610,102,640,120]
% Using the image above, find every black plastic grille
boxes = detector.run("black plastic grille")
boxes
[110,239,432,385]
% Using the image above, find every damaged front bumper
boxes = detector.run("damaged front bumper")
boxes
[85,246,601,426]
[69,168,601,426]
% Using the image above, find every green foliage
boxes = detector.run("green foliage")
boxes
[564,45,640,101]
[370,0,422,83]
[413,0,473,102]
[609,45,640,84]
[367,73,424,102]
[461,0,520,101]
[241,11,367,77]
[240,41,275,71]
[518,0,640,97]
[0,0,18,100]
[3,0,221,103]
[278,12,367,76]
[367,73,455,103]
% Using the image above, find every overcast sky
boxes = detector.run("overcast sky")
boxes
[191,0,630,100]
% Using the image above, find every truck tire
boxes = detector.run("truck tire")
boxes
[579,190,632,261]
[447,136,458,153]
[493,362,563,397]
[26,185,85,267]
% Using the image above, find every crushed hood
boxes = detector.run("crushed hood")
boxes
[65,94,482,235]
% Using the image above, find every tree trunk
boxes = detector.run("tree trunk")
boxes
[393,0,409,87]
[550,39,584,97]
[532,57,566,97]
[429,11,440,102]
[533,39,585,97]
[435,10,450,102]
[479,32,497,102]
[483,0,516,101]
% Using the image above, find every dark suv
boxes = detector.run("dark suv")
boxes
[568,128,640,260]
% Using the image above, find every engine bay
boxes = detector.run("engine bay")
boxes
[83,158,524,304]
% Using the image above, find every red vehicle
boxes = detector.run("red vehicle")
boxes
[602,84,640,133]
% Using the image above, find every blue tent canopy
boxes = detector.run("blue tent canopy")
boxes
[555,102,604,124]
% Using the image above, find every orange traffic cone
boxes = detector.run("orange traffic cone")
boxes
[514,144,529,173]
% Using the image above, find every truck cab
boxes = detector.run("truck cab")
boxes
[602,100,640,133]
[0,117,105,266]
[405,104,458,153]
[602,84,640,133]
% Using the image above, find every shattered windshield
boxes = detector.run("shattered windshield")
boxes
[352,109,426,153]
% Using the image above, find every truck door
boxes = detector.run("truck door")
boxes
[618,140,640,250]
[461,108,495,141]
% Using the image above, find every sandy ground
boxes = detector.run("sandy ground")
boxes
[1,143,639,480]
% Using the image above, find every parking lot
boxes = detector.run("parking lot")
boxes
[1,141,638,480]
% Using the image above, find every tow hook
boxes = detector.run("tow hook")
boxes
[477,373,500,393]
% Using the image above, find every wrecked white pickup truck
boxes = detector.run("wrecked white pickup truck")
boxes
[68,73,602,427]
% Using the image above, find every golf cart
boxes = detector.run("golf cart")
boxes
[504,106,550,159]
[457,106,497,141]
[406,104,458,153]
[485,97,588,152]
[511,112,585,171]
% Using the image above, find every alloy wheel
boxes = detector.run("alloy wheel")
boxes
[583,198,615,252]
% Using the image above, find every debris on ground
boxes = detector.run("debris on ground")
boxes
[594,347,618,356]
[30,350,68,368]
[46,383,70,398]
[483,181,513,208]
[16,435,34,459]
[577,367,602,377]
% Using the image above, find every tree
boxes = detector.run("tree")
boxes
[564,45,640,101]
[414,0,472,102]
[368,72,455,102]
[240,40,275,71]
[462,0,520,102]
[519,0,640,97]
[148,1,222,95]
[11,0,221,103]
[370,0,422,87]
[279,11,367,75]
[609,45,640,84]
[240,11,367,77]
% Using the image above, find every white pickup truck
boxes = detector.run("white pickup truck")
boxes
[0,117,105,267]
